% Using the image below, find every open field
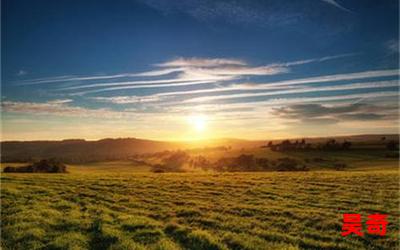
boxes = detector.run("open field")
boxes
[1,169,399,250]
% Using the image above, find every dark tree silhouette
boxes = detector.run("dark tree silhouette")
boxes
[3,159,67,173]
[386,140,399,151]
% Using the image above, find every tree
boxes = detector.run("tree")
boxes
[3,159,67,173]
[161,151,190,172]
[275,158,308,171]
[386,140,399,151]
[342,141,352,150]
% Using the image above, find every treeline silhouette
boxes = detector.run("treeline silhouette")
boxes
[3,159,67,173]
[266,139,352,152]
[151,151,309,172]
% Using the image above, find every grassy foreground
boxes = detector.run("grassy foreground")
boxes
[1,170,399,250]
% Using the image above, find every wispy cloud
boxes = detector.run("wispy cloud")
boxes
[86,69,399,103]
[181,80,399,103]
[92,96,163,104]
[1,100,132,118]
[70,80,219,95]
[273,102,397,123]
[17,73,140,85]
[88,85,297,104]
[42,54,357,94]
[270,53,357,67]
[320,0,352,13]
[18,54,354,88]
[17,70,28,76]
[138,0,354,29]
[385,39,399,54]
[155,58,246,67]
[169,91,399,114]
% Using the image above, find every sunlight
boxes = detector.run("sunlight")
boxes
[188,114,207,132]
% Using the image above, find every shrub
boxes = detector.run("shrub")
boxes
[275,158,309,171]
[333,163,347,171]
[3,159,67,173]
[214,155,271,172]
[152,164,166,173]
[386,140,399,151]
[385,152,399,158]
[152,151,189,172]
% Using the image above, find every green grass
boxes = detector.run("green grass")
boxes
[1,169,399,250]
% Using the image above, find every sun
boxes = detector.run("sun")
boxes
[189,114,207,132]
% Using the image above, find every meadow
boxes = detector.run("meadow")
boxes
[1,168,399,250]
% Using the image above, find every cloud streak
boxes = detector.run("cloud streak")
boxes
[321,0,352,13]
[1,100,133,119]
[273,102,397,124]
[77,68,397,95]
[18,54,355,92]
[182,80,399,103]
[84,69,399,103]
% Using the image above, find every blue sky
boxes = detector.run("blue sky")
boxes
[1,0,399,140]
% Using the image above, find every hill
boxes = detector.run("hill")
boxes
[1,134,397,164]
[0,138,181,163]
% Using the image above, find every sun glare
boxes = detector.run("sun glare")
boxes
[189,114,207,132]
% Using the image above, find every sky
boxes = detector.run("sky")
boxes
[1,0,399,141]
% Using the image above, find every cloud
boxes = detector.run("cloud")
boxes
[139,0,295,26]
[155,57,246,67]
[1,100,133,119]
[320,0,352,13]
[17,73,140,85]
[86,69,397,102]
[169,91,399,114]
[338,113,386,121]
[20,56,291,90]
[90,85,297,104]
[47,99,73,104]
[385,39,399,54]
[48,54,357,94]
[17,70,27,76]
[270,53,357,67]
[92,96,163,104]
[181,80,399,103]
[272,102,396,122]
[79,64,395,95]
[138,0,353,28]
[70,80,219,95]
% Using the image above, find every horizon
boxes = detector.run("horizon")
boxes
[2,0,399,141]
[1,132,398,143]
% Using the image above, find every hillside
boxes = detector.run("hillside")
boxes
[1,134,397,164]
[0,138,182,163]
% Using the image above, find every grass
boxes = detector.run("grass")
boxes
[68,161,152,173]
[1,168,399,250]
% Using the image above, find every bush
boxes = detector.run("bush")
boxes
[333,163,347,171]
[151,164,166,173]
[385,152,399,159]
[275,158,308,171]
[386,140,399,151]
[3,159,67,173]
[214,155,280,172]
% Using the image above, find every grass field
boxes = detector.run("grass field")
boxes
[1,168,399,250]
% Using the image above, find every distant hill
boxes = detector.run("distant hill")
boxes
[1,134,397,163]
[268,134,399,144]
[1,138,182,163]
